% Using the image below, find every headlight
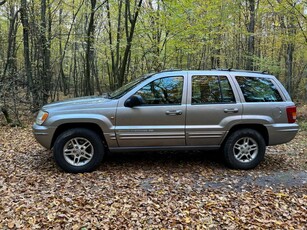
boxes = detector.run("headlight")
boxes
[36,110,49,125]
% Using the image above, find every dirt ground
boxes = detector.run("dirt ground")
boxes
[0,125,306,229]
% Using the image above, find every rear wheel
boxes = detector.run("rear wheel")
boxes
[53,128,104,173]
[223,129,266,169]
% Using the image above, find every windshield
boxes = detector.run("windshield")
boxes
[108,73,154,99]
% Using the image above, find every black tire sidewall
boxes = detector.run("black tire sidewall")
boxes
[53,128,104,173]
[223,129,266,169]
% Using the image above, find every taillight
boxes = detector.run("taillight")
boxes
[286,106,297,123]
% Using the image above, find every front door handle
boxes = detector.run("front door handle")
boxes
[165,110,183,116]
[224,108,239,113]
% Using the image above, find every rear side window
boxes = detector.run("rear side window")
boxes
[236,76,283,102]
[192,75,235,104]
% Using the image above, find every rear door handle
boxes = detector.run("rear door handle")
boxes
[224,108,239,113]
[165,110,182,116]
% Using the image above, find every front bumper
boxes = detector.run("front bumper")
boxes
[266,123,299,146]
[32,123,56,149]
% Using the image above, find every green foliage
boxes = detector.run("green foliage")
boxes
[0,0,306,111]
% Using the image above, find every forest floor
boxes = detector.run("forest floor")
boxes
[0,116,306,228]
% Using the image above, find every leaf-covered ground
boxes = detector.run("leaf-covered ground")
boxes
[0,125,306,229]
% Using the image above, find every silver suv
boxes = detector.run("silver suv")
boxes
[33,70,299,173]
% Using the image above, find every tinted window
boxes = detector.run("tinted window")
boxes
[192,75,235,104]
[135,76,183,105]
[236,76,283,102]
[109,74,153,99]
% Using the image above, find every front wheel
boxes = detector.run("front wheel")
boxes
[53,128,104,173]
[223,129,266,169]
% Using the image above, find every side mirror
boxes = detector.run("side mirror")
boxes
[124,95,143,108]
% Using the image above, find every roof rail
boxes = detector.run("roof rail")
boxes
[213,68,269,74]
[159,69,182,73]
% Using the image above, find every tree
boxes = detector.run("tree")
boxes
[40,0,52,105]
[245,0,258,70]
[106,0,143,90]
[0,0,307,124]
[0,0,6,6]
[20,0,38,109]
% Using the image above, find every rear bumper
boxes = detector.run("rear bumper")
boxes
[265,123,299,145]
[32,123,56,149]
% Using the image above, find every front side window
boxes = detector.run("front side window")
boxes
[135,76,184,105]
[236,76,283,102]
[192,75,235,104]
[109,73,154,99]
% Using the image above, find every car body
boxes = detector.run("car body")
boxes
[33,70,299,173]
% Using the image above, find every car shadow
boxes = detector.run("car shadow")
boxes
[100,150,226,171]
[30,148,295,174]
[103,150,301,174]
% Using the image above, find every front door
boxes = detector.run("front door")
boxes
[116,75,187,147]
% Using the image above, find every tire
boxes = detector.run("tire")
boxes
[223,129,266,170]
[53,128,105,173]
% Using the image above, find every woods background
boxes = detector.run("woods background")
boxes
[0,0,306,124]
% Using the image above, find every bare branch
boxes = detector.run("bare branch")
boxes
[0,0,6,6]
[94,0,107,12]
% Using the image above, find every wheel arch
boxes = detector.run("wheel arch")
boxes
[222,124,269,146]
[51,123,108,150]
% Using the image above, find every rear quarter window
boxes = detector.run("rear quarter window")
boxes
[236,76,283,102]
[192,75,235,104]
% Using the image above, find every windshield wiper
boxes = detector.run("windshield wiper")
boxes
[101,92,112,99]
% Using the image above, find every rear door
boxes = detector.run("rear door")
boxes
[186,73,242,146]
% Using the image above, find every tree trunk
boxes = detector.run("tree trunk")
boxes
[20,0,39,109]
[118,0,143,87]
[39,0,52,105]
[106,0,120,90]
[1,106,12,124]
[83,0,96,96]
[285,25,295,96]
[58,8,68,95]
[246,0,256,70]
[2,5,18,79]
